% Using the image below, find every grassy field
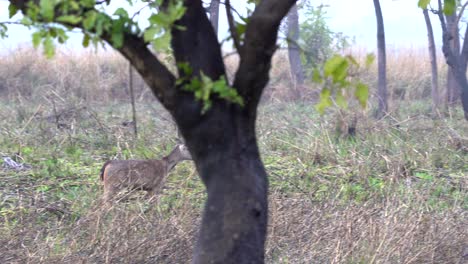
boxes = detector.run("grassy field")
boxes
[0,48,467,263]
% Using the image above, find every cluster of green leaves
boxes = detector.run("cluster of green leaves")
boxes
[143,0,186,51]
[177,63,244,113]
[312,54,374,114]
[7,0,187,57]
[418,0,456,14]
[0,24,7,38]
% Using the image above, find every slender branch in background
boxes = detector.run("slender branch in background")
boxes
[128,62,138,138]
[218,0,244,18]
[456,1,468,25]
[225,0,241,52]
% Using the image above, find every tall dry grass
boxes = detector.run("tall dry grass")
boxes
[0,45,449,107]
[0,46,466,263]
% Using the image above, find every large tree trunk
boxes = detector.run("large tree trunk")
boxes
[373,0,388,118]
[445,14,462,105]
[178,106,268,263]
[209,0,220,35]
[423,8,440,117]
[287,3,304,89]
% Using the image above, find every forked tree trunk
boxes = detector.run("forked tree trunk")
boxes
[437,0,468,120]
[165,1,296,262]
[423,8,440,117]
[373,0,388,118]
[209,0,220,35]
[9,0,298,262]
[287,3,304,88]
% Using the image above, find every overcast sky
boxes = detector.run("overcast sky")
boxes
[0,0,444,53]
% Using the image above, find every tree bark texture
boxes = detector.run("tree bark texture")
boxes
[445,14,462,104]
[373,0,388,118]
[287,4,305,87]
[209,0,220,36]
[423,9,440,116]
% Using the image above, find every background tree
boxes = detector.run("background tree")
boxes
[8,0,297,262]
[432,0,468,120]
[287,3,305,87]
[373,0,388,118]
[445,12,462,105]
[298,5,350,77]
[431,0,468,120]
[422,7,440,116]
[208,0,220,35]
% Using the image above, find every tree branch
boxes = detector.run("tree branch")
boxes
[169,0,225,79]
[114,33,177,109]
[225,0,242,52]
[456,1,468,25]
[8,0,178,109]
[233,0,297,109]
[461,25,468,70]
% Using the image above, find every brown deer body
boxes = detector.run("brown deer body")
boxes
[100,144,192,202]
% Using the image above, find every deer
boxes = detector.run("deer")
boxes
[99,144,192,203]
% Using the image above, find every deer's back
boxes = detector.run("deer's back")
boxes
[102,159,167,190]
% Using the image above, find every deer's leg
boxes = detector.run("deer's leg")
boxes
[145,188,159,202]
[103,185,117,204]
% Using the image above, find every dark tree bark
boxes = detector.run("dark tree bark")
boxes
[445,13,462,105]
[9,0,298,262]
[287,3,305,87]
[437,0,468,120]
[423,8,440,117]
[208,0,220,35]
[373,0,388,118]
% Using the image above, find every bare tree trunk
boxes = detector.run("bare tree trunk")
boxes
[128,63,138,138]
[209,0,220,36]
[373,0,388,118]
[287,3,304,90]
[445,14,462,105]
[423,8,440,117]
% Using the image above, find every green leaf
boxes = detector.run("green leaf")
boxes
[83,11,97,30]
[114,8,129,18]
[443,0,456,15]
[418,0,431,9]
[32,31,42,48]
[365,53,375,67]
[152,32,171,51]
[81,0,96,8]
[324,55,349,83]
[43,34,55,58]
[56,15,82,25]
[8,4,19,18]
[82,34,90,47]
[39,0,56,21]
[355,82,369,108]
[111,19,125,48]
[312,68,323,84]
[143,26,160,42]
[316,88,332,114]
[336,91,348,109]
[0,24,7,38]
[324,55,347,77]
